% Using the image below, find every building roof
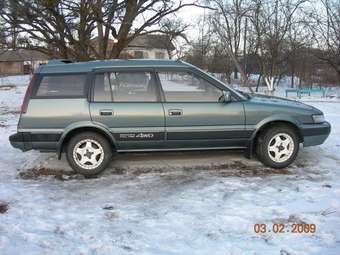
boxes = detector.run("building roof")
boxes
[127,34,175,50]
[91,34,175,51]
[38,59,188,73]
[0,49,49,62]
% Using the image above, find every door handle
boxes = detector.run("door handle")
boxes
[168,109,183,116]
[100,110,113,116]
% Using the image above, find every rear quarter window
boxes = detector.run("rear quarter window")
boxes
[36,74,87,97]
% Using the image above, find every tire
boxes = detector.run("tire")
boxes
[256,125,299,168]
[66,132,113,177]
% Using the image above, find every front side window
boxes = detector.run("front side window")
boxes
[36,74,87,97]
[158,71,223,102]
[93,71,158,102]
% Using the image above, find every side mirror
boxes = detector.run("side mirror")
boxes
[219,91,232,103]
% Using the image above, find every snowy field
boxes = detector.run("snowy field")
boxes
[0,77,340,255]
[0,75,31,87]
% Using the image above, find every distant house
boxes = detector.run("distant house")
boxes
[0,34,175,75]
[0,49,49,75]
[91,34,175,59]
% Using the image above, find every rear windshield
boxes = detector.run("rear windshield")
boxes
[36,74,87,97]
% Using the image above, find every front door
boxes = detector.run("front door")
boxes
[90,69,165,150]
[157,70,247,149]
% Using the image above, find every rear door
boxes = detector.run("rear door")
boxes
[157,69,247,149]
[89,68,165,151]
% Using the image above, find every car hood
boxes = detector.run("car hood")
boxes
[248,93,322,113]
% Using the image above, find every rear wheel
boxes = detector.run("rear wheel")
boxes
[66,132,113,177]
[256,126,299,168]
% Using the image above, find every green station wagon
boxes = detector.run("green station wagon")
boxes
[9,59,331,176]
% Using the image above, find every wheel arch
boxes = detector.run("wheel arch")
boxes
[246,117,303,158]
[57,122,116,159]
[253,120,303,142]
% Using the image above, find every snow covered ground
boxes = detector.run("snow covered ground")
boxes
[0,78,340,255]
[0,75,31,87]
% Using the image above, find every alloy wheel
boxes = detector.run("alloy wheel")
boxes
[73,139,104,170]
[268,133,295,163]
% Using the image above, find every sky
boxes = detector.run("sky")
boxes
[174,1,207,40]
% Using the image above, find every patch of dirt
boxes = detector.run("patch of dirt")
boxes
[130,167,167,176]
[0,122,8,128]
[18,167,79,180]
[320,208,336,216]
[121,245,134,251]
[110,160,292,177]
[0,201,9,214]
[103,205,115,210]
[0,84,16,90]
[19,160,293,181]
[280,249,292,255]
[216,168,291,177]
[104,211,119,221]
[294,161,308,168]
[272,214,307,224]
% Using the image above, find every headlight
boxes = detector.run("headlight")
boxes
[312,114,325,123]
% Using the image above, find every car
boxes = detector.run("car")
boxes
[9,59,331,176]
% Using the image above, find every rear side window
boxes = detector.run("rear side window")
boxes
[36,74,87,97]
[93,71,158,102]
[93,73,112,101]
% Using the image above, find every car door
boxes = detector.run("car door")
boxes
[157,69,247,149]
[90,68,165,151]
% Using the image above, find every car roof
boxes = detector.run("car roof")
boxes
[37,59,189,74]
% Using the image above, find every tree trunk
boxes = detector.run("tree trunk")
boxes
[291,63,295,88]
[256,74,262,92]
[265,76,275,95]
[110,39,127,59]
[94,0,105,59]
[226,49,253,92]
[291,74,295,88]
[226,72,231,84]
[234,67,238,80]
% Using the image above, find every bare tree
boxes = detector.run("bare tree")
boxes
[0,19,6,48]
[184,13,215,69]
[210,0,253,91]
[249,0,307,94]
[286,21,310,88]
[309,0,340,82]
[209,45,234,83]
[0,0,206,61]
[158,18,190,59]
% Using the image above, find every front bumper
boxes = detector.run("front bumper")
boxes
[301,121,331,147]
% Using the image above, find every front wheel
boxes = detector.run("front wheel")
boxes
[66,132,113,177]
[256,126,300,168]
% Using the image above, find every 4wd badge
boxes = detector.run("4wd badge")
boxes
[118,132,155,140]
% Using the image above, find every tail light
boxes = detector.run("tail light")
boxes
[21,75,35,114]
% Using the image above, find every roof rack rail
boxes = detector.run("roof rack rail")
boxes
[47,59,74,65]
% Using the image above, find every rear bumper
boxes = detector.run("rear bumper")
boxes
[9,132,60,152]
[9,132,32,151]
[301,121,331,147]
